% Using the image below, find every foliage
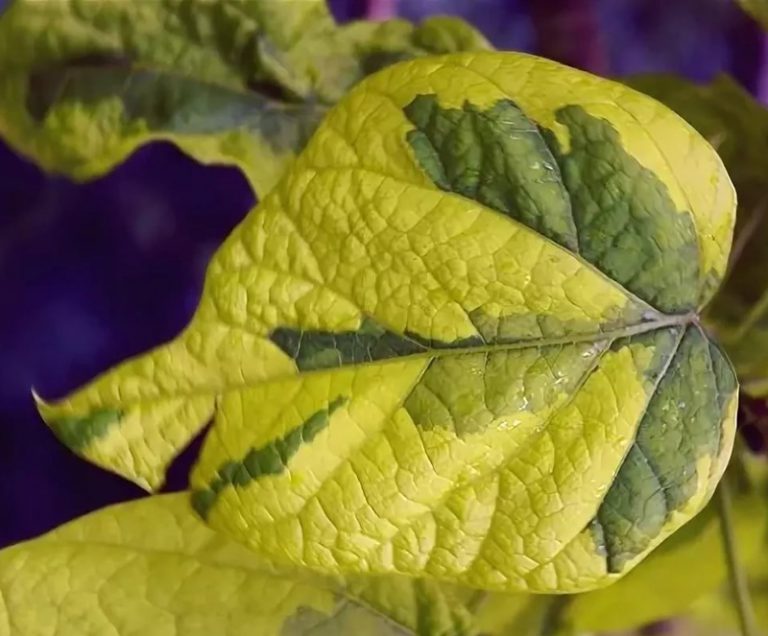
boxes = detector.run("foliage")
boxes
[0,0,489,196]
[0,494,477,636]
[2,0,767,635]
[31,44,736,596]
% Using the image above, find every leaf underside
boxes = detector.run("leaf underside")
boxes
[37,52,737,593]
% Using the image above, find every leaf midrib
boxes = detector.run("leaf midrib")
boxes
[45,312,694,412]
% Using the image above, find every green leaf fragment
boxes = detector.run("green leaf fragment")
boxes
[593,327,735,572]
[739,0,768,29]
[403,95,579,251]
[0,0,491,196]
[405,96,702,314]
[46,408,122,452]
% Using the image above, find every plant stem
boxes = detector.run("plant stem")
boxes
[717,476,759,636]
[538,596,569,636]
[729,277,768,344]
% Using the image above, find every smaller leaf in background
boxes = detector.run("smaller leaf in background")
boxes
[688,572,768,636]
[0,0,331,196]
[687,465,768,634]
[629,73,768,397]
[0,0,490,198]
[472,593,559,635]
[740,0,768,30]
[0,494,476,636]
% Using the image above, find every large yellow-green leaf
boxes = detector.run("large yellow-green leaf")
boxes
[0,494,476,636]
[629,74,768,397]
[38,52,737,593]
[0,0,489,195]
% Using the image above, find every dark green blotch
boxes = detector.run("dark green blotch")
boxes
[594,445,668,573]
[48,408,122,452]
[26,54,133,120]
[192,396,346,520]
[270,316,482,371]
[403,94,579,250]
[591,325,737,572]
[543,106,700,313]
[708,341,738,418]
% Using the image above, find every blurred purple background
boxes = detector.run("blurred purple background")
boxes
[1,0,766,548]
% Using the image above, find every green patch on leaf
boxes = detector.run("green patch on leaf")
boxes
[270,317,482,371]
[48,408,122,452]
[404,95,579,250]
[192,396,347,519]
[544,106,700,314]
[403,340,608,436]
[591,326,735,572]
[629,73,768,395]
[26,60,324,153]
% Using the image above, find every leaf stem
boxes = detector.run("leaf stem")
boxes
[726,198,767,277]
[729,280,768,344]
[717,476,759,636]
[538,596,569,636]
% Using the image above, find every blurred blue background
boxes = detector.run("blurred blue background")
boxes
[1,0,765,548]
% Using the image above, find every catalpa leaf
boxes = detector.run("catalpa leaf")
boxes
[629,74,768,396]
[37,52,737,592]
[0,0,489,195]
[0,494,475,636]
